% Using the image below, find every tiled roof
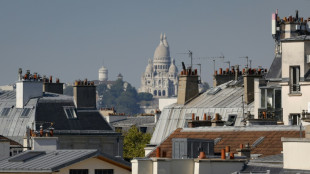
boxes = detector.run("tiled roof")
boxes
[111,116,155,127]
[148,126,304,158]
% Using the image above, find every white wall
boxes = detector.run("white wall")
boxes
[282,138,310,170]
[282,82,310,125]
[16,81,43,108]
[131,158,245,174]
[0,141,10,160]
[32,137,58,151]
[159,98,177,111]
[58,157,130,174]
[254,79,260,119]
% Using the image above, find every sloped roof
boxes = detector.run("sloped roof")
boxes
[0,90,115,144]
[148,126,304,158]
[265,54,282,80]
[0,149,131,172]
[150,80,254,145]
[111,116,155,127]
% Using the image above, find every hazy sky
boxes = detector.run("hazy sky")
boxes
[0,0,309,88]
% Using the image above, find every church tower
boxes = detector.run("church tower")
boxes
[139,34,178,98]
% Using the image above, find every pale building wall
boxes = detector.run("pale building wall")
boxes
[194,160,244,174]
[282,138,310,170]
[57,135,123,157]
[253,78,260,119]
[159,98,177,111]
[0,141,10,160]
[132,158,245,174]
[281,82,310,125]
[281,42,305,79]
[57,157,130,174]
[16,81,43,108]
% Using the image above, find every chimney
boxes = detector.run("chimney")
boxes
[0,140,10,160]
[73,79,96,110]
[32,137,58,151]
[177,62,199,105]
[243,69,262,105]
[213,67,235,87]
[237,143,251,159]
[16,69,43,108]
[43,76,64,94]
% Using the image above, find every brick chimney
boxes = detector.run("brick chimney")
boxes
[177,63,199,105]
[243,68,263,105]
[73,79,96,110]
[213,67,237,87]
[42,76,63,94]
[16,69,43,108]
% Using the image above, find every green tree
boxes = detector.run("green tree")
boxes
[123,126,151,159]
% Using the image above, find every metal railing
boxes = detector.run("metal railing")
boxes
[290,84,300,93]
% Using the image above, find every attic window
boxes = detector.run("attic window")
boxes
[0,108,11,116]
[64,107,77,119]
[252,136,265,148]
[21,108,31,117]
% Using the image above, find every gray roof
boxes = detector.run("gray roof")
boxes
[0,91,115,144]
[281,35,310,42]
[111,116,155,127]
[240,154,284,174]
[0,149,131,172]
[150,80,254,145]
[265,54,282,80]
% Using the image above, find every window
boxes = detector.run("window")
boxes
[69,169,88,174]
[158,90,161,96]
[0,108,11,116]
[21,108,31,117]
[95,169,113,174]
[64,107,77,119]
[260,88,281,109]
[290,114,300,125]
[140,127,147,133]
[290,66,300,93]
[162,90,166,96]
[153,90,157,96]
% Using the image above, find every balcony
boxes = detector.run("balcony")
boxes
[258,108,283,121]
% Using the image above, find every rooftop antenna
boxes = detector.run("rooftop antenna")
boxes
[249,60,252,69]
[196,54,224,73]
[224,61,230,70]
[177,50,193,69]
[239,56,249,68]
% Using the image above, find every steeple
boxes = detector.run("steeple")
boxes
[163,33,169,47]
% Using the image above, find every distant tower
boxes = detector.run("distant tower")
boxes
[139,33,179,98]
[98,66,108,82]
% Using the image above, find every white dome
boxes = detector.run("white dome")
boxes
[169,59,178,74]
[145,59,153,74]
[153,33,170,59]
[99,65,108,81]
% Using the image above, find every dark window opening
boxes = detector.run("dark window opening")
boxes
[140,127,147,133]
[290,66,300,93]
[0,108,11,116]
[95,169,114,174]
[21,108,31,117]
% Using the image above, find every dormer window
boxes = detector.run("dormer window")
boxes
[64,107,77,119]
[290,66,300,93]
[0,108,11,116]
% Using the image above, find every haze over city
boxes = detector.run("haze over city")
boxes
[0,0,309,88]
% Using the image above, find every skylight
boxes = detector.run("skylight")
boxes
[21,108,31,117]
[0,108,11,116]
[64,107,77,119]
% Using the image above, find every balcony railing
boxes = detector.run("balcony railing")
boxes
[258,108,283,121]
[290,84,300,93]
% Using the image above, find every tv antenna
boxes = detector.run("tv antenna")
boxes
[239,56,249,68]
[224,61,230,70]
[177,50,193,69]
[196,54,224,72]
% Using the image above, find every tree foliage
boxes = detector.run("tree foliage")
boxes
[123,126,151,159]
[97,79,151,114]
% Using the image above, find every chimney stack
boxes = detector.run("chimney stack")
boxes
[243,68,263,105]
[73,79,96,110]
[177,62,199,105]
[43,76,63,94]
[16,69,43,108]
